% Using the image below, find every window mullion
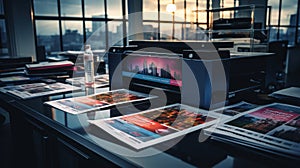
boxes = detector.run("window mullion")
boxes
[57,0,63,51]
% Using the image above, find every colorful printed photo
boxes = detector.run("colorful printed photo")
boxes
[227,107,300,134]
[105,119,162,142]
[140,105,215,130]
[122,114,177,135]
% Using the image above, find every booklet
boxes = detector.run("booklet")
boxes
[65,74,109,88]
[45,89,157,114]
[0,75,43,84]
[0,76,30,82]
[205,103,300,157]
[0,82,78,99]
[0,83,47,93]
[88,103,219,150]
[26,60,74,71]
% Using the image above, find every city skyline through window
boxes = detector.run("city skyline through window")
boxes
[32,0,300,56]
[268,0,299,45]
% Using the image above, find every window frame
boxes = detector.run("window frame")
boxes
[267,0,300,45]
[32,0,127,55]
[0,0,8,56]
[32,0,300,55]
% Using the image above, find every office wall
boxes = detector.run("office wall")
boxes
[5,0,36,59]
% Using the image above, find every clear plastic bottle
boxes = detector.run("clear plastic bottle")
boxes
[83,45,95,88]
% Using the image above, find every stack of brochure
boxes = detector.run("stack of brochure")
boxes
[0,82,79,99]
[205,103,300,157]
[0,76,31,83]
[25,61,74,76]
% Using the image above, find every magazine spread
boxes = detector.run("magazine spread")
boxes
[0,83,47,93]
[65,74,109,88]
[45,89,157,114]
[1,82,78,99]
[0,76,30,83]
[212,101,259,117]
[88,103,219,150]
[205,103,300,157]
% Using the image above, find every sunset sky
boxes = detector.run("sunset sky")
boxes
[33,0,296,36]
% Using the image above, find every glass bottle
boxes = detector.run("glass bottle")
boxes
[83,44,95,88]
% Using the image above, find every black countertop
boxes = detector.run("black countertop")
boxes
[1,85,299,167]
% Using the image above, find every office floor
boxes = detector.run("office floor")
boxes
[0,108,12,168]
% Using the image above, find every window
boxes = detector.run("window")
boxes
[60,0,82,17]
[143,0,158,20]
[84,0,105,18]
[196,0,207,26]
[222,0,235,8]
[85,21,106,50]
[32,0,127,56]
[33,0,300,55]
[0,0,8,56]
[0,20,7,56]
[143,22,159,40]
[61,21,83,50]
[220,0,235,19]
[107,0,123,19]
[0,0,4,14]
[35,20,60,54]
[186,0,197,23]
[108,21,124,46]
[160,0,174,22]
[141,0,210,40]
[33,0,58,16]
[268,0,279,25]
[280,0,297,26]
[160,22,173,39]
[268,0,300,45]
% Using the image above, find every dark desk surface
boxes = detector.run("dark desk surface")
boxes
[0,51,294,167]
[1,85,299,168]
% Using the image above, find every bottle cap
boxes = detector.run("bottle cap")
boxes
[84,44,91,50]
